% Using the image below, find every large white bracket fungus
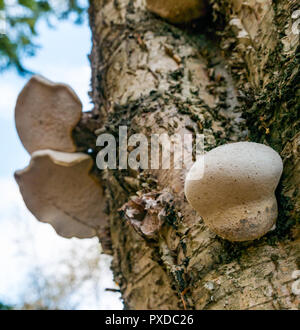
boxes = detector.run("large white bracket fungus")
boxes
[185,142,283,242]
[146,0,207,24]
[15,75,82,154]
[15,150,107,239]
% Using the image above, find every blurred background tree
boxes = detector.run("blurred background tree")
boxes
[18,242,104,310]
[0,209,120,310]
[0,301,13,309]
[0,0,86,74]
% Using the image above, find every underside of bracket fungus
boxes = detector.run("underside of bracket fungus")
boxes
[185,142,283,242]
[15,75,82,154]
[15,150,107,239]
[146,0,207,24]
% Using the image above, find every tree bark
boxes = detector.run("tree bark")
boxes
[84,0,299,309]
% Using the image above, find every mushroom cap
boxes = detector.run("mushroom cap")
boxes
[146,0,207,24]
[185,142,283,241]
[15,150,107,239]
[15,75,82,154]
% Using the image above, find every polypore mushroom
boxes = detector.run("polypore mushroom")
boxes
[146,0,207,24]
[185,142,283,242]
[15,75,82,154]
[15,150,107,239]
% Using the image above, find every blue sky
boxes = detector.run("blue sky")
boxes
[0,16,93,177]
[0,8,122,309]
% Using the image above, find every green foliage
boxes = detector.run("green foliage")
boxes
[0,301,13,310]
[0,0,86,75]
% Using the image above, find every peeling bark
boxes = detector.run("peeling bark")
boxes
[82,0,299,309]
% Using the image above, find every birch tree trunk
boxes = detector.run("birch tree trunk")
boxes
[81,0,300,309]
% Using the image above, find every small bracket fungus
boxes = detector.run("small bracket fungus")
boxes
[15,150,107,239]
[185,142,283,242]
[119,191,174,240]
[15,75,82,154]
[146,0,207,24]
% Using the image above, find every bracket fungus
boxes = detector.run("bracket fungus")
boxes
[15,150,107,239]
[185,142,283,242]
[15,75,82,154]
[119,192,173,240]
[146,0,207,24]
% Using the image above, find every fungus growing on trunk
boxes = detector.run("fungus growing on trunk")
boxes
[185,142,283,242]
[15,150,107,239]
[119,192,174,240]
[146,0,207,24]
[15,75,82,154]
